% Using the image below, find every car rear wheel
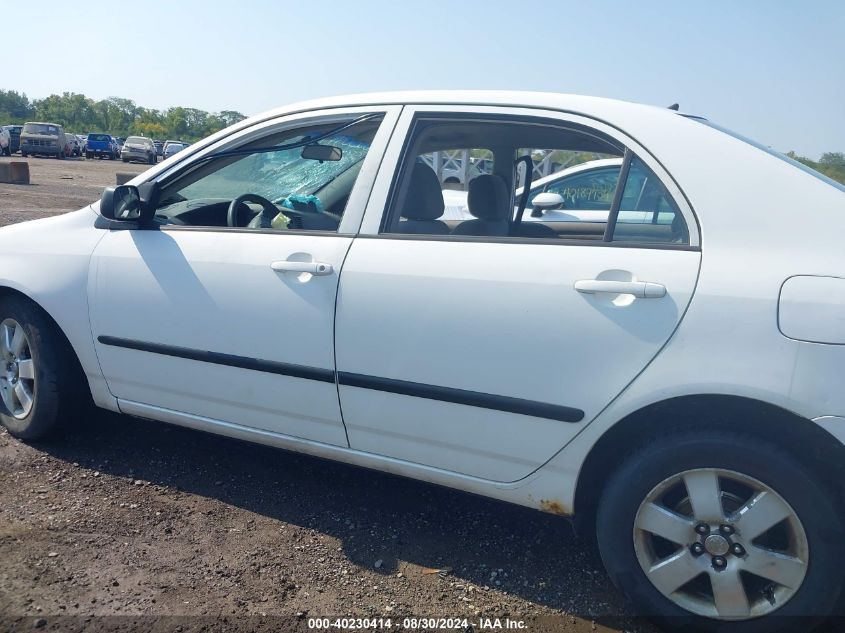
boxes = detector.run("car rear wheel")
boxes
[0,295,87,441]
[596,430,845,633]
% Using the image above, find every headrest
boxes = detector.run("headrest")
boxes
[401,163,445,220]
[467,174,510,221]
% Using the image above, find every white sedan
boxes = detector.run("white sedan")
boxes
[441,158,680,226]
[2,91,844,631]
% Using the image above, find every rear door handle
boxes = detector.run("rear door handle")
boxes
[270,261,333,276]
[574,279,666,298]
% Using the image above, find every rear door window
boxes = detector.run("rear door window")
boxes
[612,156,688,243]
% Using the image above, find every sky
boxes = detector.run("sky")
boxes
[13,0,845,157]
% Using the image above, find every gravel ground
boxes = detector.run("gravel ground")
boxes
[0,156,147,226]
[0,156,657,633]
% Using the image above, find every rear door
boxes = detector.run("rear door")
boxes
[334,105,701,482]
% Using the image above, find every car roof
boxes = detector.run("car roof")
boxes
[244,91,696,125]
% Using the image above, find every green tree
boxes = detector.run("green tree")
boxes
[4,89,246,141]
[218,110,247,127]
[0,90,35,123]
[787,151,845,185]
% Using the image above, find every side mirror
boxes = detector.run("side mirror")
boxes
[100,185,143,222]
[530,192,564,217]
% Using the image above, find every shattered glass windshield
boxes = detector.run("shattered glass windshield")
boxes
[177,129,373,203]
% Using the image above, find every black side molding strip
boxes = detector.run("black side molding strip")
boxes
[97,336,585,423]
[97,336,336,383]
[338,372,585,423]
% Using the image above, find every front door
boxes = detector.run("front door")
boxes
[90,107,398,445]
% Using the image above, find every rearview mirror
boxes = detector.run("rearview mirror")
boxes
[530,192,564,217]
[301,144,342,162]
[100,185,142,222]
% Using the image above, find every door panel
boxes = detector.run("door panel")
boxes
[91,230,350,445]
[335,238,700,481]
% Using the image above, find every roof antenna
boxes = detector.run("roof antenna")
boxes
[667,103,680,111]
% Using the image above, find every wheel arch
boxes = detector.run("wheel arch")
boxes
[0,285,91,396]
[573,394,845,534]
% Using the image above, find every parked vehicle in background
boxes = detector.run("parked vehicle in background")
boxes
[64,134,81,157]
[0,127,10,156]
[121,136,157,164]
[153,140,164,156]
[2,125,23,154]
[19,122,67,158]
[76,134,87,153]
[115,137,125,149]
[163,141,186,159]
[85,133,119,160]
[441,158,643,225]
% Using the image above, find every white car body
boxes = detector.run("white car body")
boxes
[0,126,10,154]
[2,91,845,625]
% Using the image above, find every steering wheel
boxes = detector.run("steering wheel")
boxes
[227,193,285,228]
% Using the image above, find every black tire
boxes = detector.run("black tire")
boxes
[21,152,27,158]
[596,430,845,633]
[0,295,87,441]
[57,151,65,160]
[122,157,129,163]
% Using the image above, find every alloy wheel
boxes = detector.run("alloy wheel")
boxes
[0,318,35,419]
[633,468,808,620]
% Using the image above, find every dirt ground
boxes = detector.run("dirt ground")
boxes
[0,156,651,632]
[0,156,147,226]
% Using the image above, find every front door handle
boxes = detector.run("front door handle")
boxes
[271,261,333,276]
[574,279,666,298]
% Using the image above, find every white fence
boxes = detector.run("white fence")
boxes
[420,149,591,190]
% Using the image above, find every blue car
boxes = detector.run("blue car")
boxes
[85,133,119,160]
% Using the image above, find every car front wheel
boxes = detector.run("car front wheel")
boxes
[596,430,845,633]
[0,295,86,440]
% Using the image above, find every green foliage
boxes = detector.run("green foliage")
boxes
[0,90,33,122]
[0,89,246,141]
[786,151,845,185]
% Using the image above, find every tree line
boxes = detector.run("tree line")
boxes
[2,89,843,184]
[786,151,845,186]
[0,90,246,141]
